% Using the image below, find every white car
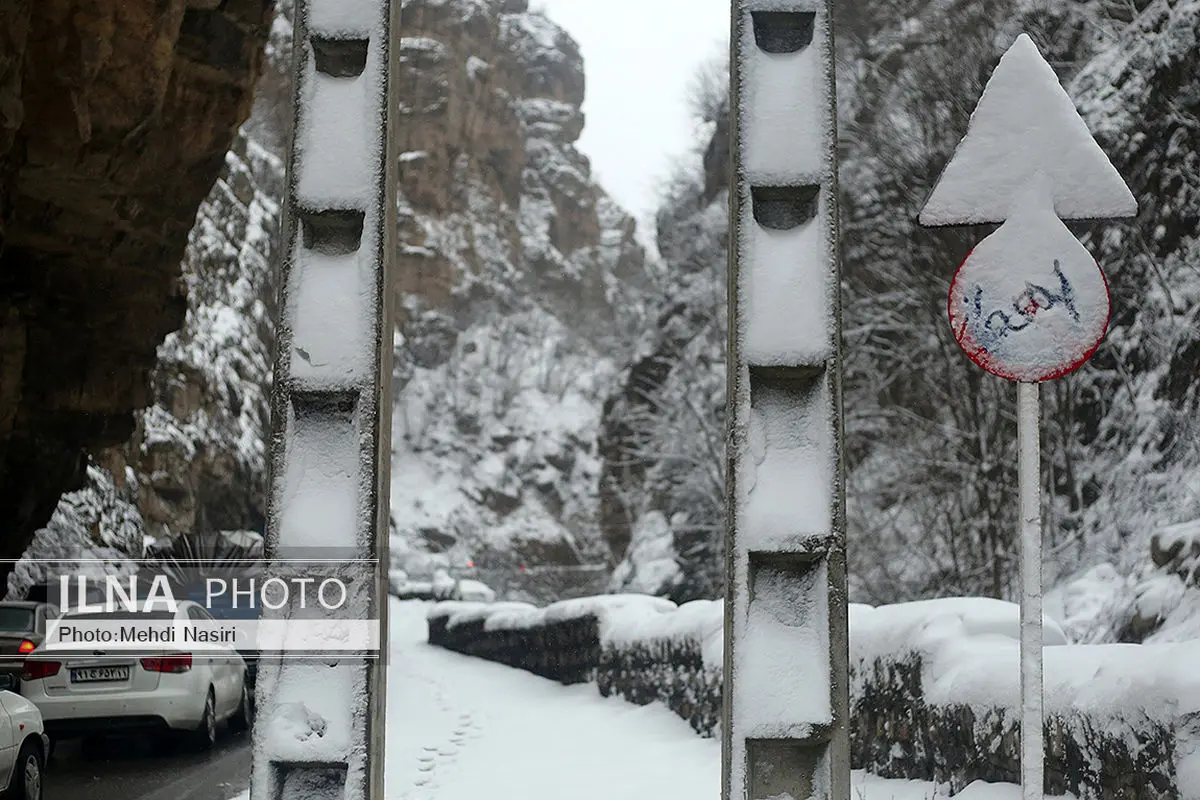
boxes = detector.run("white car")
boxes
[0,679,47,800]
[19,600,251,751]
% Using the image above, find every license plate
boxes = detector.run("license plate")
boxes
[70,666,130,683]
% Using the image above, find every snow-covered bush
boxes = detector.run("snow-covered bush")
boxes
[850,601,1194,798]
[596,599,723,736]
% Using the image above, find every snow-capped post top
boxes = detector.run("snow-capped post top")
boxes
[919,33,1137,227]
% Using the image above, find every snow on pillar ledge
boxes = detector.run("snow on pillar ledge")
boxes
[253,1,397,799]
[726,2,850,800]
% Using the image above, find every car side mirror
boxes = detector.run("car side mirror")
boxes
[0,673,19,692]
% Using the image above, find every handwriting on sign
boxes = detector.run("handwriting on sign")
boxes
[961,260,1079,352]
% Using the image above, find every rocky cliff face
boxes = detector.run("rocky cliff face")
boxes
[7,464,142,599]
[598,162,728,603]
[388,0,649,589]
[0,0,275,577]
[6,121,284,598]
[392,0,645,331]
[101,132,283,542]
[5,0,649,603]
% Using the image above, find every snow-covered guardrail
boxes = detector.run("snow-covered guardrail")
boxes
[425,594,1200,799]
[427,595,675,685]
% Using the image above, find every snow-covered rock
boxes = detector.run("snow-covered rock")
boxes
[97,132,283,542]
[389,0,649,589]
[7,465,143,599]
[608,511,684,597]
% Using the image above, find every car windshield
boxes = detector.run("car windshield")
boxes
[0,607,34,632]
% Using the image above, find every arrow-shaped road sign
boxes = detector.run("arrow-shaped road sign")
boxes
[920,33,1136,227]
[925,32,1138,383]
[919,32,1137,800]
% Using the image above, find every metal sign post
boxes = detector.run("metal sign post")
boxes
[253,1,399,798]
[919,34,1136,799]
[1018,378,1044,795]
[725,3,850,799]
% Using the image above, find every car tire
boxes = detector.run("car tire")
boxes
[4,739,43,800]
[190,689,217,751]
[228,676,253,733]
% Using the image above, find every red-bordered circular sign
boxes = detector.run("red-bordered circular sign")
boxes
[947,213,1110,383]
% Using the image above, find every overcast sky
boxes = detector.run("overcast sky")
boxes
[534,0,730,239]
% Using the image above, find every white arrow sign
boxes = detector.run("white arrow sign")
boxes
[919,33,1137,800]
[920,33,1136,227]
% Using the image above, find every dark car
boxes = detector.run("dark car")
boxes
[0,601,60,679]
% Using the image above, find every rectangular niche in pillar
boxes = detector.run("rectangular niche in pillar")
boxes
[300,209,365,256]
[266,662,360,761]
[750,11,815,53]
[311,38,369,78]
[746,737,831,800]
[743,366,834,549]
[290,215,373,383]
[276,762,348,800]
[279,390,362,551]
[739,9,826,178]
[739,552,832,735]
[742,186,831,366]
[751,185,819,231]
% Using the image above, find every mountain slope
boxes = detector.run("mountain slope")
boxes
[387,0,649,598]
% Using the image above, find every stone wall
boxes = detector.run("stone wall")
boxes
[429,606,599,685]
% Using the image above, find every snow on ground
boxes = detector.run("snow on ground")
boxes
[386,599,716,800]
[229,600,1072,800]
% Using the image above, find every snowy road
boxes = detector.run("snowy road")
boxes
[224,601,1052,800]
[386,600,720,799]
[384,601,971,800]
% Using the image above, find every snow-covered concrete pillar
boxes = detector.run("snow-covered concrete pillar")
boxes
[253,1,399,798]
[725,3,849,799]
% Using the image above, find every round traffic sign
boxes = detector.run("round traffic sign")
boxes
[947,196,1110,382]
